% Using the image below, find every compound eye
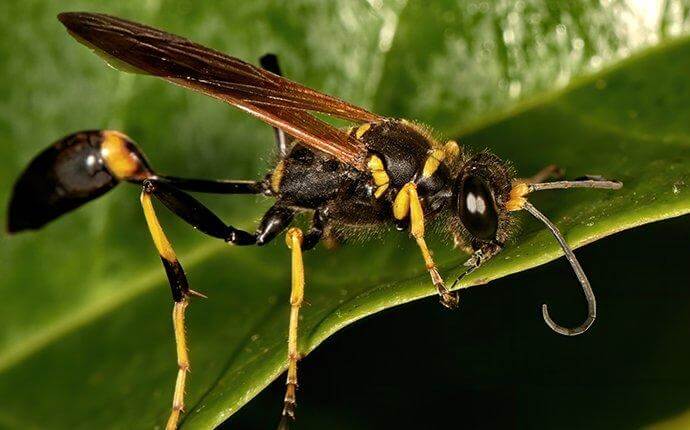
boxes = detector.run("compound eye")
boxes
[459,176,498,240]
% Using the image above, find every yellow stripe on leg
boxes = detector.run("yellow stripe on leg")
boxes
[140,189,192,430]
[140,191,177,262]
[282,228,305,423]
[285,228,304,308]
[166,298,190,430]
[404,182,458,308]
[393,183,413,220]
[406,183,425,239]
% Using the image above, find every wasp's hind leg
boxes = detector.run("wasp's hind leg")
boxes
[140,177,277,429]
[142,179,257,245]
[157,176,270,195]
[140,186,196,430]
[258,208,327,429]
[260,53,290,157]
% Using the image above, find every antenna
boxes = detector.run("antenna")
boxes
[523,201,596,336]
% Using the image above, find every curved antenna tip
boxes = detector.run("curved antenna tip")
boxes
[523,201,598,337]
[542,304,595,336]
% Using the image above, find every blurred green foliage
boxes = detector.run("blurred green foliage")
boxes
[0,1,688,429]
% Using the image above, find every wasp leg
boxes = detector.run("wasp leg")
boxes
[450,244,503,290]
[397,182,459,309]
[156,175,270,195]
[142,179,257,245]
[260,53,290,158]
[140,187,193,430]
[256,203,296,246]
[302,208,328,251]
[146,180,300,247]
[278,228,306,430]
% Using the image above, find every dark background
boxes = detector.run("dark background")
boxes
[229,215,690,429]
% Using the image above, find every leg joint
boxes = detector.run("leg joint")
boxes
[142,178,157,194]
[285,227,303,248]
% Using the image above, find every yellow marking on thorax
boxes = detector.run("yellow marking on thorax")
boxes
[101,131,143,180]
[443,140,460,160]
[373,183,389,198]
[271,160,286,193]
[422,148,446,178]
[506,182,529,211]
[355,123,371,139]
[367,154,390,198]
[368,154,384,171]
[421,140,460,178]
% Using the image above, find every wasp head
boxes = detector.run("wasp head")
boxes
[450,152,514,251]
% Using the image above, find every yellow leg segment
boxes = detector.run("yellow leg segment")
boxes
[279,228,305,429]
[167,298,190,430]
[400,183,459,308]
[141,191,192,430]
[141,191,176,262]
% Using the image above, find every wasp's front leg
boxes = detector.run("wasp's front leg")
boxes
[393,182,459,309]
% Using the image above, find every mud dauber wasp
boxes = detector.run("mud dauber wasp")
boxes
[7,12,622,430]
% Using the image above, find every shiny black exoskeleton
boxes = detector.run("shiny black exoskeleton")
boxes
[8,131,121,233]
[270,119,513,254]
[7,119,514,259]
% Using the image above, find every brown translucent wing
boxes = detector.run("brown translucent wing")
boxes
[58,12,382,169]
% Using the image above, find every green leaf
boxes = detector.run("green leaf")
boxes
[0,1,688,429]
